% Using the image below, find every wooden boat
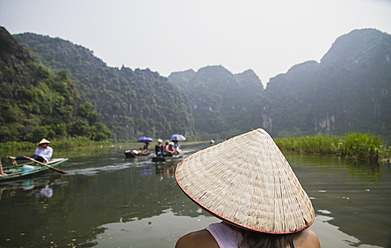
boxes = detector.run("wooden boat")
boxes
[124,150,151,158]
[0,158,68,182]
[152,153,184,162]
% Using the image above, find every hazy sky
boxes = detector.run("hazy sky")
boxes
[1,0,391,84]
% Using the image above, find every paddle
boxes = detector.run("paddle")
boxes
[24,156,68,174]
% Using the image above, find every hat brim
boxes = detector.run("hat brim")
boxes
[38,139,51,145]
[175,129,315,234]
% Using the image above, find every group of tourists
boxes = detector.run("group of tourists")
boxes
[127,137,182,158]
[154,139,181,157]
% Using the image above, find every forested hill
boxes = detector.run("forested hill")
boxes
[8,27,391,143]
[0,26,111,142]
[14,32,194,140]
[168,66,264,138]
[262,28,391,142]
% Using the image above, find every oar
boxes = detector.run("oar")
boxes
[24,156,68,174]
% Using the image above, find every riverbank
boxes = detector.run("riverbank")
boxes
[3,133,389,163]
[0,139,209,165]
[274,132,390,163]
[0,137,112,151]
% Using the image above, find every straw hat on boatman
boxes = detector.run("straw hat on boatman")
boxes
[7,138,53,165]
[38,138,51,145]
[175,128,320,248]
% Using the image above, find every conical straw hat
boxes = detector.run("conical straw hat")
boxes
[175,129,314,234]
[38,138,51,145]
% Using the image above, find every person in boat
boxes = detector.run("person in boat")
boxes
[129,141,151,156]
[136,142,150,155]
[143,142,150,152]
[163,140,169,150]
[7,138,53,165]
[163,140,170,155]
[164,142,176,157]
[0,158,6,176]
[155,139,164,157]
[172,140,181,154]
[175,129,321,248]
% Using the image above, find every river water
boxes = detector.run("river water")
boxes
[0,142,390,248]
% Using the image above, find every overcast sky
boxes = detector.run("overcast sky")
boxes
[1,0,391,85]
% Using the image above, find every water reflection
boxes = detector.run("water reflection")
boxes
[155,162,176,180]
[312,214,383,248]
[95,209,219,248]
[285,152,391,248]
[0,144,390,248]
[0,175,61,201]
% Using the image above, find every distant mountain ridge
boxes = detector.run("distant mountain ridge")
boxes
[8,27,391,143]
[14,32,194,140]
[168,65,264,138]
[262,28,391,142]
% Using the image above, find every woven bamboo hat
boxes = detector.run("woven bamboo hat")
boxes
[38,138,51,145]
[175,128,314,234]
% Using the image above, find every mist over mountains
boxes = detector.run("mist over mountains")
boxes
[168,66,264,139]
[262,29,391,142]
[1,26,390,143]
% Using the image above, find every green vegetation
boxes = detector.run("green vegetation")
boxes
[168,66,264,137]
[13,33,194,140]
[261,29,391,144]
[274,132,390,163]
[0,27,111,143]
[4,27,391,146]
[0,137,111,152]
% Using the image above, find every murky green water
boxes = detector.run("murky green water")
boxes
[0,143,390,248]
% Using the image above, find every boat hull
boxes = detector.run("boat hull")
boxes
[124,150,151,158]
[0,158,68,182]
[152,153,183,162]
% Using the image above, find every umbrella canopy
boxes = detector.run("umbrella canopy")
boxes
[168,134,186,141]
[137,136,153,143]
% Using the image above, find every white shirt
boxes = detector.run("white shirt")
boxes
[34,146,53,162]
[205,222,245,248]
[174,142,181,152]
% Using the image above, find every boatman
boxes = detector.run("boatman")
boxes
[8,138,53,165]
[0,158,6,175]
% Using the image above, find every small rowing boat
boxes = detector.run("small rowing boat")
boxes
[124,150,151,158]
[152,153,184,162]
[0,158,68,182]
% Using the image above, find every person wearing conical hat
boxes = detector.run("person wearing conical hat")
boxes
[7,138,53,164]
[155,139,164,157]
[175,129,320,248]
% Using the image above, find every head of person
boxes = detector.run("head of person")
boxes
[158,139,163,144]
[175,129,315,244]
[169,142,174,147]
[38,138,50,147]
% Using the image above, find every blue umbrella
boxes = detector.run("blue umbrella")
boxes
[168,134,186,141]
[137,136,153,143]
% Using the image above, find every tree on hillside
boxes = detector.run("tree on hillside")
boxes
[0,26,111,142]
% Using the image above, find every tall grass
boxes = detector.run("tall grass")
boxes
[51,137,112,149]
[274,132,390,163]
[0,137,112,152]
